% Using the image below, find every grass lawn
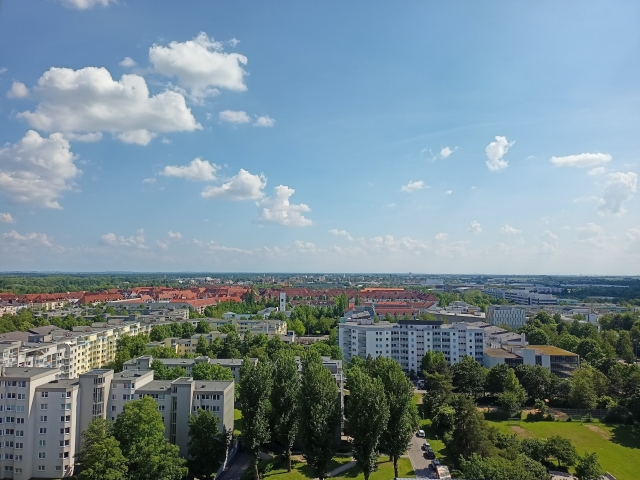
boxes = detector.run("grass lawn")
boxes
[419,419,452,466]
[486,419,640,480]
[262,456,354,480]
[234,408,243,437]
[413,392,423,405]
[332,456,414,480]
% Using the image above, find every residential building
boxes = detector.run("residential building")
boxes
[484,287,557,305]
[484,345,579,377]
[486,305,526,329]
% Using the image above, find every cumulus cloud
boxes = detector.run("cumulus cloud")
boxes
[445,190,453,195]
[102,229,146,248]
[17,67,201,145]
[161,158,219,181]
[0,68,7,76]
[435,233,449,241]
[219,110,250,124]
[401,180,426,193]
[485,136,514,172]
[201,169,266,200]
[0,213,15,224]
[597,172,637,216]
[258,185,312,226]
[167,230,182,239]
[1,230,52,247]
[550,152,612,168]
[63,132,103,142]
[149,32,248,100]
[588,167,606,176]
[576,223,603,238]
[501,224,522,235]
[439,146,456,159]
[0,130,80,209]
[254,116,275,127]
[329,229,354,241]
[59,0,115,9]
[468,220,482,234]
[7,82,28,99]
[119,57,137,67]
[542,230,558,241]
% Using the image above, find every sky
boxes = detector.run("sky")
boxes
[0,0,639,274]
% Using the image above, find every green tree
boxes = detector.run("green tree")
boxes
[181,322,196,339]
[239,357,274,480]
[422,372,454,418]
[76,418,127,480]
[195,320,212,334]
[421,350,450,376]
[271,350,301,471]
[515,365,552,400]
[346,368,390,480]
[556,334,580,353]
[150,325,171,342]
[195,335,209,356]
[113,396,187,480]
[575,452,604,480]
[192,362,234,381]
[569,371,597,410]
[498,369,526,417]
[445,394,493,463]
[187,409,232,479]
[451,356,487,397]
[299,353,341,480]
[219,331,242,359]
[431,405,455,433]
[577,338,605,363]
[368,358,419,479]
[546,435,578,468]
[485,362,511,395]
[616,330,635,364]
[526,329,550,345]
[218,323,237,334]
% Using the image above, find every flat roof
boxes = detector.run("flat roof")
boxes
[485,348,520,359]
[2,367,59,380]
[525,345,578,356]
[112,370,153,380]
[136,380,172,392]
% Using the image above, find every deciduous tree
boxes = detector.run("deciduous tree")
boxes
[76,418,127,480]
[575,452,604,480]
[271,350,300,471]
[187,409,232,479]
[451,356,486,397]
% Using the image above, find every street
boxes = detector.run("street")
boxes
[218,451,252,480]
[407,433,437,479]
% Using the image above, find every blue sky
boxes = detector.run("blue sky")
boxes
[0,0,639,273]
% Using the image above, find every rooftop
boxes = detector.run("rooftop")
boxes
[484,348,520,359]
[2,367,59,379]
[524,345,578,356]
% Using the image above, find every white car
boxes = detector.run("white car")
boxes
[417,429,425,438]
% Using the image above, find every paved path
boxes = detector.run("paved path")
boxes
[328,461,356,477]
[407,434,437,479]
[219,451,252,480]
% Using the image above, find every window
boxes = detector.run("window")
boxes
[56,466,63,471]
[16,418,24,424]
[38,452,46,459]
[59,439,70,447]
[15,443,23,449]
[15,430,23,437]
[122,394,132,400]
[38,465,45,471]
[17,381,25,388]
[66,391,71,398]
[40,415,47,422]
[61,415,71,422]
[39,427,47,434]
[59,427,70,434]
[15,468,22,474]
[61,403,71,410]
[41,403,48,410]
[4,466,13,472]
[111,406,116,411]
[41,392,48,398]
[15,455,22,461]
[16,406,24,412]
[17,394,25,400]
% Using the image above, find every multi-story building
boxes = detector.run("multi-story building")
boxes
[486,305,526,329]
[338,319,485,372]
[0,366,234,478]
[484,345,579,378]
[484,288,557,306]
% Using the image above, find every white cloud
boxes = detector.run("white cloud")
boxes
[501,224,522,235]
[576,223,603,238]
[59,0,115,9]
[540,242,556,254]
[157,240,168,250]
[228,38,240,48]
[219,110,250,124]
[0,213,15,224]
[7,82,29,99]
[119,57,137,67]
[168,230,182,239]
[550,153,612,168]
[142,177,156,184]
[63,132,103,142]
[0,130,80,209]
[161,137,171,144]
[485,135,514,172]
[161,158,219,181]
[0,68,7,76]
[102,229,146,248]
[445,190,453,195]
[258,185,312,227]
[254,116,275,127]
[201,169,266,200]
[17,67,201,145]
[149,32,248,100]
[575,223,611,248]
[435,233,449,241]
[468,220,482,234]
[542,230,558,241]
[329,229,354,241]
[1,230,52,247]
[627,226,640,241]
[598,172,637,216]
[588,167,606,176]
[439,146,457,159]
[401,180,425,193]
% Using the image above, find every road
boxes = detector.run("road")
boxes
[218,451,252,480]
[407,434,437,479]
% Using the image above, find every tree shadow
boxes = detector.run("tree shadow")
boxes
[606,424,640,449]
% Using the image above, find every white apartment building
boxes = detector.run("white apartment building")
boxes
[484,288,557,306]
[338,319,485,372]
[0,366,234,478]
[485,305,526,329]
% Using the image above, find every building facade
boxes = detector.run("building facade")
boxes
[486,305,526,329]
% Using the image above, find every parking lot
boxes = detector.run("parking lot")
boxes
[407,432,438,479]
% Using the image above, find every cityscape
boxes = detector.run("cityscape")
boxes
[1,2,640,480]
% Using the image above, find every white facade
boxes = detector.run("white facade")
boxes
[338,320,485,372]
[486,305,526,329]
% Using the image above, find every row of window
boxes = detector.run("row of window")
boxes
[0,381,27,387]
[193,405,220,412]
[40,403,72,410]
[0,393,25,399]
[38,415,71,423]
[0,406,25,412]
[41,392,72,398]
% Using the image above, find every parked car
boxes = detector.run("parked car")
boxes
[424,441,431,448]
[433,459,441,466]
[421,441,431,451]
[425,450,436,459]
[417,429,425,438]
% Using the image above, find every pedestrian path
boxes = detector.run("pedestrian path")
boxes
[327,460,356,478]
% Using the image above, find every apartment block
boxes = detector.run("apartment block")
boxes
[484,345,579,377]
[486,305,527,329]
[338,319,485,372]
